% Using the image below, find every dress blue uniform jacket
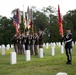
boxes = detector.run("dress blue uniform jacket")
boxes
[64,32,72,49]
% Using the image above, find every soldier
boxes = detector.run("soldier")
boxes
[17,32,24,54]
[29,34,34,55]
[33,32,38,55]
[24,31,29,50]
[12,34,18,53]
[20,32,25,54]
[38,29,44,48]
[63,28,72,64]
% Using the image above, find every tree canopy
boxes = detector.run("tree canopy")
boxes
[0,6,76,45]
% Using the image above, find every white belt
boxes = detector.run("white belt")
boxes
[65,39,72,44]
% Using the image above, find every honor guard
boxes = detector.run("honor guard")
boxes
[64,28,72,64]
[24,31,29,50]
[34,32,38,55]
[17,32,24,54]
[12,34,18,53]
[38,29,44,48]
[29,34,34,55]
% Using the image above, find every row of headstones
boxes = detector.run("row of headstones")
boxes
[0,41,74,65]
[0,40,75,55]
[0,41,75,51]
[44,41,76,49]
[10,45,64,65]
[0,42,64,56]
[0,44,69,75]
[0,44,14,55]
[10,48,44,64]
[1,47,64,65]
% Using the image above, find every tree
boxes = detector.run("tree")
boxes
[63,9,76,41]
[0,16,15,45]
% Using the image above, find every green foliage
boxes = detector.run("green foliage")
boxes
[0,16,15,45]
[63,10,76,41]
[0,45,76,75]
[0,6,76,44]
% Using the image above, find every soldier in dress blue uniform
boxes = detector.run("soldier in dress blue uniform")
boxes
[63,28,72,64]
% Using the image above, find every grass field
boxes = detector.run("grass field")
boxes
[0,45,76,75]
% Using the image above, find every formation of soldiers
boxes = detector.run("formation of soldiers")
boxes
[12,29,43,55]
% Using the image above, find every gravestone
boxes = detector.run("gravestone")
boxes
[51,47,55,56]
[56,72,67,75]
[1,44,5,55]
[6,44,10,50]
[43,43,45,47]
[53,42,56,48]
[0,45,1,51]
[0,45,1,49]
[46,43,49,49]
[75,41,76,45]
[58,42,61,47]
[10,52,16,64]
[60,45,64,54]
[56,42,59,46]
[25,50,31,61]
[39,48,44,58]
[11,44,14,48]
[72,41,74,46]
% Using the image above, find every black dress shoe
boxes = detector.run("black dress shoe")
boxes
[66,62,69,64]
[66,62,72,65]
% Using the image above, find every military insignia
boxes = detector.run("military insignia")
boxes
[66,35,69,39]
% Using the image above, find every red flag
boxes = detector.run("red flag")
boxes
[29,21,33,28]
[58,5,63,36]
[29,9,33,28]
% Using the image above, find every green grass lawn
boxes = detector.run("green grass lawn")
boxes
[0,45,76,75]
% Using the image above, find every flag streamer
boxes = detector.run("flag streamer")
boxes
[58,5,63,36]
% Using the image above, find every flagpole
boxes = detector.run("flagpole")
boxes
[23,5,26,35]
[31,8,34,36]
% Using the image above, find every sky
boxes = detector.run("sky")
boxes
[0,0,76,18]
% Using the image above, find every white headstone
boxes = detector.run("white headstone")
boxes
[25,50,31,61]
[6,44,10,50]
[11,44,14,48]
[0,45,1,51]
[58,42,61,47]
[46,43,49,49]
[50,43,52,46]
[51,47,55,56]
[75,41,76,45]
[60,45,64,54]
[56,72,67,75]
[72,41,74,46]
[51,43,53,47]
[0,45,1,49]
[43,43,45,47]
[62,42,64,46]
[1,45,5,55]
[39,48,44,58]
[56,42,59,46]
[10,52,16,64]
[51,43,55,48]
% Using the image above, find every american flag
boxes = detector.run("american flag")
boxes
[13,15,19,33]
